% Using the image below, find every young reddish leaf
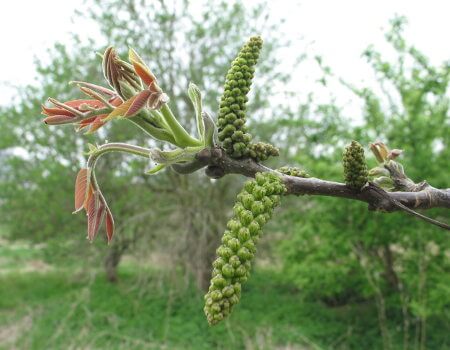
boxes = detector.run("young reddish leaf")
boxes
[124,90,151,117]
[41,105,74,117]
[83,185,94,211]
[86,190,100,241]
[64,99,105,109]
[43,115,75,125]
[104,95,137,120]
[85,115,107,134]
[109,96,123,107]
[74,169,89,213]
[133,62,156,86]
[76,116,98,131]
[91,200,106,241]
[129,48,156,86]
[105,208,115,243]
[71,81,117,96]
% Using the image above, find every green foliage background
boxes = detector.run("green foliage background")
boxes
[0,2,449,349]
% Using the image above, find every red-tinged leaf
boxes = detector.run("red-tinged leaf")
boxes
[72,81,116,96]
[107,52,121,92]
[86,117,106,134]
[102,47,113,81]
[91,200,106,241]
[129,48,157,86]
[124,90,151,117]
[41,105,75,117]
[77,116,98,129]
[105,208,115,243]
[87,190,100,241]
[74,169,89,213]
[43,115,75,125]
[104,95,137,120]
[109,96,123,106]
[64,99,105,109]
[133,62,156,86]
[83,184,94,211]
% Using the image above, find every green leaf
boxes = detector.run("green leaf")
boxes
[85,143,99,156]
[146,163,166,175]
[188,82,204,140]
[202,111,218,147]
[149,147,201,165]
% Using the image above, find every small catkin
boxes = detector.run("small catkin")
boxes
[217,36,263,158]
[248,142,279,162]
[204,172,286,325]
[343,141,369,190]
[277,166,310,178]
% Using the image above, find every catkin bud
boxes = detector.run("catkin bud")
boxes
[248,142,279,162]
[343,141,369,190]
[217,36,263,158]
[277,166,310,178]
[204,172,286,325]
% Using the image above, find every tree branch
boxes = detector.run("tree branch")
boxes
[186,147,450,216]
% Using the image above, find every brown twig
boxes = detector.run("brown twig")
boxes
[181,147,450,230]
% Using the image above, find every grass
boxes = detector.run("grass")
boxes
[1,233,446,349]
[0,264,388,350]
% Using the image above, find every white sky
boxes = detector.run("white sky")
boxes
[1,0,449,108]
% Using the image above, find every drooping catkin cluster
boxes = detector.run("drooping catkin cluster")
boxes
[248,142,279,162]
[343,141,369,190]
[204,172,286,325]
[217,36,263,158]
[277,166,310,178]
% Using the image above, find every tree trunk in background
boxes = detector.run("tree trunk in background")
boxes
[104,244,123,283]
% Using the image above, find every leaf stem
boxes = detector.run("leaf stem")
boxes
[129,116,178,145]
[160,104,202,147]
[87,142,151,169]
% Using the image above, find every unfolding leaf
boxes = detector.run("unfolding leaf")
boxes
[86,190,100,241]
[41,105,74,117]
[147,92,169,110]
[150,146,204,165]
[109,95,123,107]
[71,81,116,96]
[77,116,98,131]
[85,143,98,156]
[105,208,115,243]
[64,99,105,109]
[124,89,151,117]
[202,112,218,147]
[104,95,138,120]
[85,116,107,134]
[74,168,89,213]
[102,47,113,83]
[43,115,75,125]
[91,200,106,241]
[83,185,94,211]
[188,82,204,139]
[129,48,156,86]
[146,163,166,175]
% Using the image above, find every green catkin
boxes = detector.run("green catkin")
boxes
[248,142,279,162]
[217,36,263,158]
[343,141,369,190]
[204,172,286,325]
[277,166,310,178]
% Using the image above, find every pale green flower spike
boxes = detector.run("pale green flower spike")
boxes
[204,172,286,325]
[217,36,263,158]
[343,141,369,190]
[277,166,310,178]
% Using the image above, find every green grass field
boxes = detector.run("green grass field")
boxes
[0,234,436,350]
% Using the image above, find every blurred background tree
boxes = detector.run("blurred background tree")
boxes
[0,0,295,288]
[279,16,450,349]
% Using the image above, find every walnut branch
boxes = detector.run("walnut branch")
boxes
[173,148,450,222]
